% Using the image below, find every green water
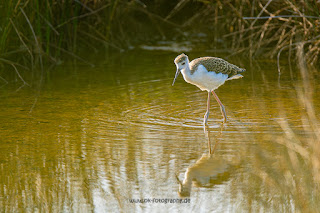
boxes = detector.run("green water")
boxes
[0,50,319,212]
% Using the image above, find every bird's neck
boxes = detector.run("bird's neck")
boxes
[181,63,191,77]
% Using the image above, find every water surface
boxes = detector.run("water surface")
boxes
[0,50,319,212]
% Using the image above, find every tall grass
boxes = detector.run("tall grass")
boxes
[0,1,168,68]
[0,0,319,86]
[205,0,320,64]
[0,0,160,88]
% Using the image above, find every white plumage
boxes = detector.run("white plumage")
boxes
[172,53,245,125]
[181,64,229,91]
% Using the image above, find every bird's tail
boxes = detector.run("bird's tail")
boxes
[226,74,243,81]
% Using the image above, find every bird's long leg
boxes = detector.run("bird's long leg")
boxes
[204,91,211,126]
[211,90,227,122]
[205,125,212,154]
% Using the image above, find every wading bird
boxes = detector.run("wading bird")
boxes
[172,53,245,125]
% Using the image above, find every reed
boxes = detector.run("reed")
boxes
[218,1,320,66]
[0,1,143,85]
[1,0,319,84]
[246,46,320,211]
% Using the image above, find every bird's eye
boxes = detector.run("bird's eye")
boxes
[181,62,185,65]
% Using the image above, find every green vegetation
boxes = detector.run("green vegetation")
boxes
[203,1,320,65]
[1,1,319,72]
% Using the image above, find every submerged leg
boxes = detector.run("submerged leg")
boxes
[205,125,212,154]
[204,91,211,126]
[211,90,227,122]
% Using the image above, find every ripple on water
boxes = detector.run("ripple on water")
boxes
[103,78,287,134]
[121,104,206,129]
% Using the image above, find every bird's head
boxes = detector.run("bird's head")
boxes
[172,53,189,86]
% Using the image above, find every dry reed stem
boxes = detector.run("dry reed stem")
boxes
[0,75,8,85]
[165,0,190,20]
[250,0,273,27]
[285,0,313,28]
[0,58,30,89]
[232,0,320,67]
[20,7,43,74]
[56,4,109,29]
[9,18,34,71]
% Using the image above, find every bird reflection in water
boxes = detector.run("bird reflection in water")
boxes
[176,124,234,197]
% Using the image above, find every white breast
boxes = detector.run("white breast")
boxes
[181,64,228,91]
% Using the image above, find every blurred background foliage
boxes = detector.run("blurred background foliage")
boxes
[1,0,320,72]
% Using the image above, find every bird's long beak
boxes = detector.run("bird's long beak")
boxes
[172,68,181,86]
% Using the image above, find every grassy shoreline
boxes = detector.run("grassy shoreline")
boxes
[0,0,319,80]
